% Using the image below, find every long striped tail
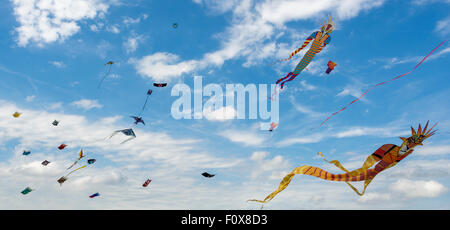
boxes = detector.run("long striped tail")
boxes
[269,38,313,66]
[276,72,299,89]
[248,165,371,203]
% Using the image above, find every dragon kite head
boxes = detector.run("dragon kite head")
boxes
[320,15,334,34]
[400,121,437,149]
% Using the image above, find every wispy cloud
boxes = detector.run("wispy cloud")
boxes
[249,151,290,180]
[71,99,103,110]
[278,124,409,147]
[390,179,447,198]
[25,95,35,102]
[123,33,146,54]
[49,61,66,68]
[123,14,148,26]
[435,17,450,36]
[219,128,267,147]
[11,0,109,47]
[289,95,325,118]
[203,106,237,121]
[106,24,121,34]
[415,144,450,156]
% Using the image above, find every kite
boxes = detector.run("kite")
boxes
[109,128,136,144]
[78,149,86,160]
[87,159,96,164]
[42,160,50,166]
[22,150,31,156]
[249,121,437,204]
[13,112,21,118]
[67,149,85,170]
[52,120,59,126]
[58,144,67,150]
[131,116,145,125]
[202,172,215,178]
[98,61,115,88]
[153,83,167,87]
[274,16,334,89]
[173,23,178,28]
[89,193,100,198]
[325,61,337,74]
[269,122,278,132]
[21,187,33,195]
[143,179,152,187]
[57,176,68,185]
[58,165,87,186]
[136,89,153,117]
[319,40,447,128]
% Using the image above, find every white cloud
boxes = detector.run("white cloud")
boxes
[129,53,200,82]
[336,83,368,100]
[49,61,66,68]
[415,145,450,156]
[71,99,103,110]
[428,46,450,60]
[371,45,449,69]
[413,0,450,5]
[123,33,146,54]
[278,124,409,147]
[25,95,35,102]
[289,96,324,118]
[12,0,109,47]
[106,24,120,34]
[203,106,237,121]
[435,17,450,35]
[250,151,290,180]
[299,80,317,91]
[256,0,385,25]
[278,134,325,146]
[381,56,421,69]
[89,22,104,32]
[48,102,63,110]
[333,126,407,138]
[390,179,447,198]
[219,128,267,147]
[357,192,391,203]
[123,14,148,26]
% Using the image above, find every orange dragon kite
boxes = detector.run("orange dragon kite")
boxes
[249,121,437,203]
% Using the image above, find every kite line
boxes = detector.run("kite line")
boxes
[318,40,447,128]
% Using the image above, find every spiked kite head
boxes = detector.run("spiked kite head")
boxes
[400,121,437,147]
[320,15,334,34]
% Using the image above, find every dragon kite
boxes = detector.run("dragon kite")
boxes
[275,16,334,89]
[249,121,437,204]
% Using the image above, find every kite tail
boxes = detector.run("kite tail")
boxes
[97,64,112,89]
[275,72,299,89]
[270,39,313,66]
[248,165,346,203]
[108,130,120,139]
[120,137,135,144]
[67,160,78,170]
[139,95,150,116]
[65,165,87,177]
[318,39,447,128]
[248,164,372,203]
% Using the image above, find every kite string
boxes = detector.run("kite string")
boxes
[318,40,447,128]
[138,95,150,117]
[97,64,112,89]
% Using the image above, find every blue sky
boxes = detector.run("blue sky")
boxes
[0,0,449,209]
